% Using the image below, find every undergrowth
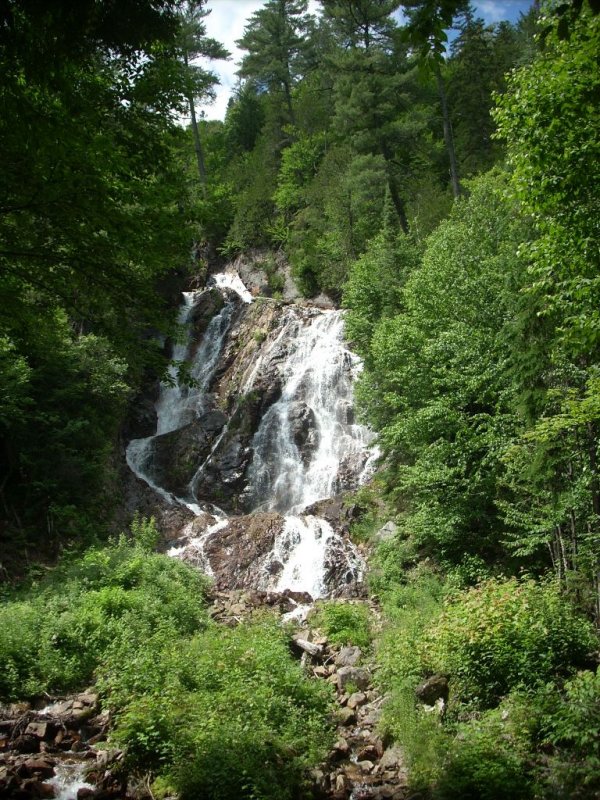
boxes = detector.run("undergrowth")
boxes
[0,516,334,800]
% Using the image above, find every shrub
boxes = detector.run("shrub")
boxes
[0,521,210,700]
[0,523,335,800]
[310,600,372,649]
[534,669,600,799]
[421,577,596,707]
[105,618,334,800]
[377,569,446,687]
[377,571,448,791]
[441,672,600,800]
[435,703,533,800]
[376,573,599,798]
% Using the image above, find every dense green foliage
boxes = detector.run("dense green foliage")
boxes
[309,599,373,649]
[0,521,333,800]
[108,620,332,800]
[0,517,208,700]
[343,6,600,595]
[336,4,600,797]
[0,0,223,552]
[197,0,535,296]
[376,570,598,798]
[421,577,595,705]
[3,0,599,797]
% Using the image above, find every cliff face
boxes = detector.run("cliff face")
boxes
[122,269,376,603]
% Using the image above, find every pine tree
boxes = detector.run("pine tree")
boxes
[177,1,229,195]
[237,0,313,127]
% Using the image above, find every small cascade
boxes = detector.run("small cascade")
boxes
[49,761,94,800]
[248,310,371,513]
[271,516,352,598]
[167,517,229,574]
[210,270,253,303]
[126,287,238,509]
[153,291,197,435]
[125,270,377,600]
[158,300,237,432]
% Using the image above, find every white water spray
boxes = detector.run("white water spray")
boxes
[249,310,373,514]
[125,273,376,598]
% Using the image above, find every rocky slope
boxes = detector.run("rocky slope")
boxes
[123,266,376,601]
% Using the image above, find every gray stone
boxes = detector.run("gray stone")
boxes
[337,707,356,726]
[374,521,398,543]
[287,401,319,464]
[332,739,350,758]
[25,722,48,739]
[360,706,382,726]
[337,666,371,692]
[335,645,362,667]
[415,674,449,705]
[21,757,55,779]
[357,744,380,762]
[379,745,403,771]
[347,692,367,709]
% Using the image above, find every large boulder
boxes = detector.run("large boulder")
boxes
[201,513,285,590]
[337,666,371,692]
[287,401,319,464]
[415,674,449,705]
[146,412,228,496]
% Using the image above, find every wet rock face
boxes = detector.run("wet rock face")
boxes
[147,412,228,496]
[188,287,225,354]
[192,432,253,514]
[201,513,285,590]
[171,511,364,598]
[287,401,319,465]
[124,269,376,601]
[227,250,304,303]
[304,498,362,537]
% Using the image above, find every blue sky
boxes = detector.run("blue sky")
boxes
[197,0,534,120]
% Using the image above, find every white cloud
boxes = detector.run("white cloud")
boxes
[191,0,264,122]
[476,1,523,23]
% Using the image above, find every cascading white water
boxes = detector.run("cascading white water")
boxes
[48,761,94,800]
[154,291,197,435]
[210,270,253,303]
[248,310,371,513]
[126,285,237,509]
[244,309,373,596]
[125,272,376,599]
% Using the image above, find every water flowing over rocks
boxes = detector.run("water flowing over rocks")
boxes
[0,693,125,800]
[124,267,377,600]
[115,264,399,796]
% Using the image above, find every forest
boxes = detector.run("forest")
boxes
[0,0,599,799]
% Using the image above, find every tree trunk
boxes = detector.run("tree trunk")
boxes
[380,143,409,234]
[184,52,207,197]
[387,178,409,235]
[283,76,296,126]
[434,63,461,199]
[587,422,600,519]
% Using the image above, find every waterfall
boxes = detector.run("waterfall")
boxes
[155,297,236,434]
[248,309,370,513]
[126,272,376,599]
[126,289,237,510]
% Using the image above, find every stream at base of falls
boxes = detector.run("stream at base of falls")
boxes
[126,270,378,600]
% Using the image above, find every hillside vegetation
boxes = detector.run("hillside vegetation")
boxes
[1,1,599,798]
